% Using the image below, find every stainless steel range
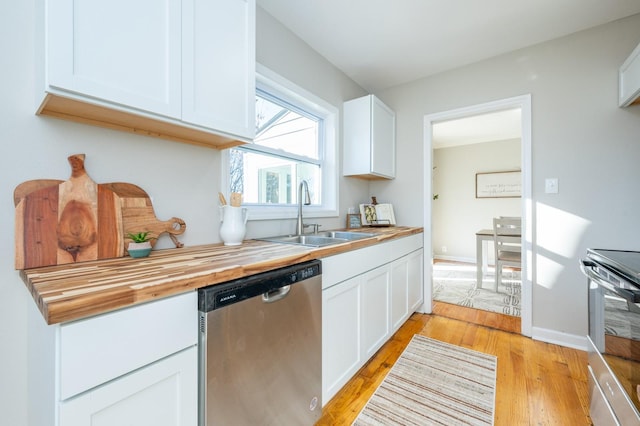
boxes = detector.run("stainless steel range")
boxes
[581,249,640,425]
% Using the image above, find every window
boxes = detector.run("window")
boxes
[225,65,338,220]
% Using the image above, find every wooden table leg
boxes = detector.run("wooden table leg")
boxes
[476,235,483,288]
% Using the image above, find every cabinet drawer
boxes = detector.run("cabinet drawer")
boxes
[59,292,197,400]
[322,233,423,289]
[60,346,197,426]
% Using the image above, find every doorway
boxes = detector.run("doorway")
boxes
[422,95,532,336]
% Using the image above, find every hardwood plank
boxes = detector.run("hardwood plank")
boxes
[318,309,592,425]
[433,300,521,334]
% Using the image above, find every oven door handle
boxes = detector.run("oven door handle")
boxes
[581,259,640,304]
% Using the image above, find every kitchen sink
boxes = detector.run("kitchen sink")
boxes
[259,235,349,247]
[259,231,376,247]
[315,231,376,240]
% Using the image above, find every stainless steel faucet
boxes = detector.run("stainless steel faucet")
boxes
[296,180,311,235]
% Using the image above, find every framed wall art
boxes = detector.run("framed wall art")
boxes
[476,171,521,198]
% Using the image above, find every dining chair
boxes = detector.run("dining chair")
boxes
[493,217,522,292]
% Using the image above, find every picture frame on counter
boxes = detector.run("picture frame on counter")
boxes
[359,203,396,226]
[346,214,362,229]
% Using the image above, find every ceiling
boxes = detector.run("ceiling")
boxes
[258,0,640,93]
[432,108,521,149]
[258,1,640,148]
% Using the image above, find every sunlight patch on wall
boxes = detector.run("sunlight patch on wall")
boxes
[535,255,565,289]
[535,202,591,289]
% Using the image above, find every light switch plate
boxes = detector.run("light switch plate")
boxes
[545,178,558,194]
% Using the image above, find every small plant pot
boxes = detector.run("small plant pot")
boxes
[128,241,152,258]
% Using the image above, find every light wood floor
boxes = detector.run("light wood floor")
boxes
[317,302,592,425]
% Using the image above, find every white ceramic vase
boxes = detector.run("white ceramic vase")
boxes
[219,206,248,246]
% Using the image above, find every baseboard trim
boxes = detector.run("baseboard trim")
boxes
[433,255,476,264]
[531,326,588,351]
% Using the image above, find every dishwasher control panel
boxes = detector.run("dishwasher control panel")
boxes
[198,260,321,312]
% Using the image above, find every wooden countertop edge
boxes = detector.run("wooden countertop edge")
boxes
[20,226,423,325]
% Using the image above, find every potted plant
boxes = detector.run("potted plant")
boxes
[126,231,155,258]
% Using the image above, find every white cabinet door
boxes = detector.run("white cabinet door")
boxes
[47,0,182,118]
[360,266,390,359]
[390,248,424,333]
[60,346,197,426]
[182,0,255,139]
[391,258,409,332]
[322,276,361,404]
[620,41,640,107]
[407,249,424,312]
[343,94,396,179]
[370,96,396,178]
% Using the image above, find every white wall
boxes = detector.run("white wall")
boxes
[433,139,521,262]
[251,7,369,237]
[375,14,640,339]
[0,4,366,424]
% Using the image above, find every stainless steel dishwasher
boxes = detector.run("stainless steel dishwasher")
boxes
[198,260,322,426]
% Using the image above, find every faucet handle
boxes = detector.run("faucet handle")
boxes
[303,223,321,234]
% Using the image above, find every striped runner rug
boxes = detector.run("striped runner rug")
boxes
[353,335,497,425]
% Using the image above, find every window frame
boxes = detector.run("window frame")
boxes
[221,64,339,221]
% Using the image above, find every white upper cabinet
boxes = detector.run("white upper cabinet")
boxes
[38,0,255,149]
[620,41,640,107]
[182,0,255,138]
[47,0,182,119]
[343,94,396,179]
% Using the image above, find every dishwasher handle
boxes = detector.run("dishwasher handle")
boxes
[262,285,291,303]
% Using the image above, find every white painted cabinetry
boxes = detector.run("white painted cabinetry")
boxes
[46,0,182,119]
[360,266,391,359]
[182,0,255,138]
[343,94,396,179]
[321,233,424,404]
[38,0,255,148]
[391,248,424,332]
[28,292,198,426]
[59,348,197,426]
[322,276,362,403]
[620,41,640,107]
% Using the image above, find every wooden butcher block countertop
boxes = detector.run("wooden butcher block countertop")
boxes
[20,226,423,325]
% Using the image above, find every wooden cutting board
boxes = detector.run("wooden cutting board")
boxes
[14,154,186,269]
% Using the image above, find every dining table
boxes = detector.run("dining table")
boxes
[476,229,495,288]
[476,227,521,289]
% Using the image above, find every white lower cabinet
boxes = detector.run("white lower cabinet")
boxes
[322,234,424,404]
[27,292,198,426]
[361,267,391,359]
[59,347,197,426]
[407,249,424,313]
[322,277,362,402]
[391,248,424,332]
[391,259,409,332]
